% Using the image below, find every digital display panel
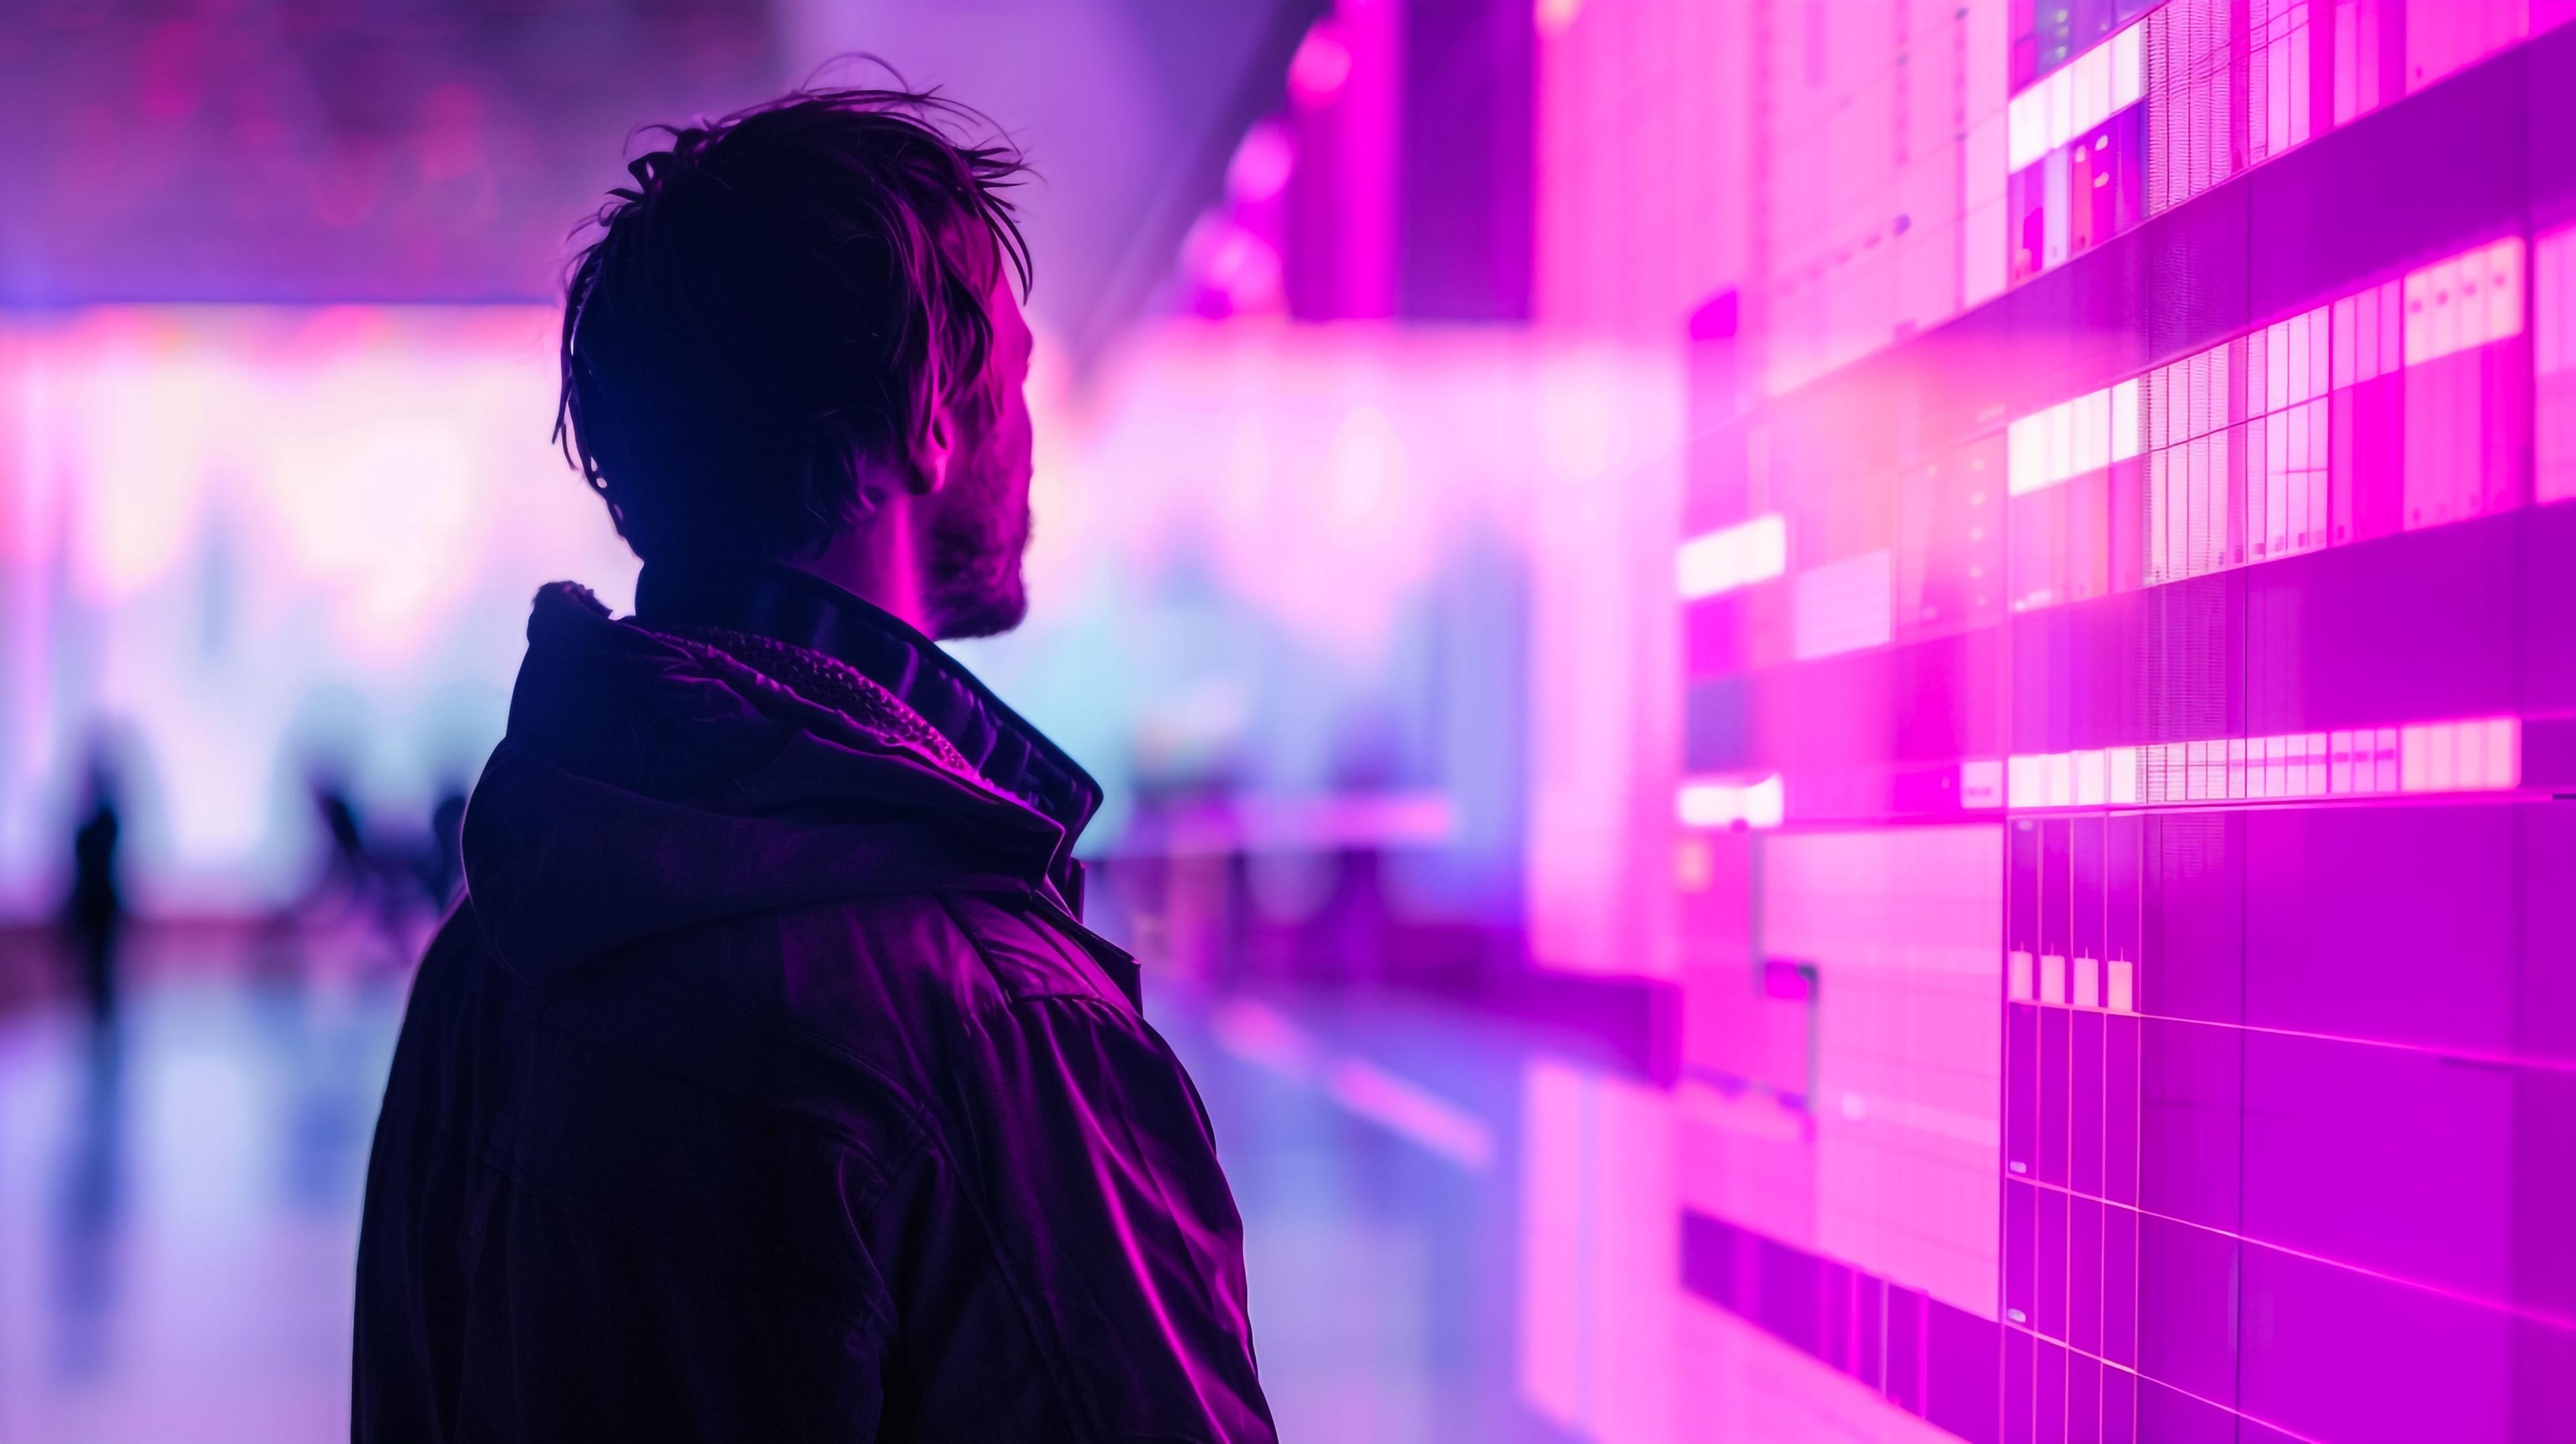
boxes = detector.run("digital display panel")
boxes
[1663,5,2576,1441]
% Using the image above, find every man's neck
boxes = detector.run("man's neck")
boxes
[785,501,933,636]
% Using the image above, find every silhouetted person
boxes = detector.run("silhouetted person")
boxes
[296,776,400,963]
[354,89,1273,1443]
[292,774,371,923]
[316,782,366,884]
[62,766,125,1026]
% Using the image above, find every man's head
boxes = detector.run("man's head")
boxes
[556,89,1036,639]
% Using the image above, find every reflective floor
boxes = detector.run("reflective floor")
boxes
[0,952,1670,1443]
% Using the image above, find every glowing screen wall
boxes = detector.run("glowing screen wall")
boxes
[1660,5,2576,1442]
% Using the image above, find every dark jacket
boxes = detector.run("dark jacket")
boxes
[354,566,1273,1443]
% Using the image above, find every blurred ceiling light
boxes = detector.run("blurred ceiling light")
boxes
[1179,213,1285,318]
[1535,0,1585,37]
[1288,21,1354,107]
[1227,119,1295,205]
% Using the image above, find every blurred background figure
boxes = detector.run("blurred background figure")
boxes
[60,750,126,1027]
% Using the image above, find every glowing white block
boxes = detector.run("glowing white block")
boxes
[2481,717,2521,788]
[2106,960,2135,1013]
[2074,48,2110,140]
[2009,85,2049,171]
[2008,386,2121,495]
[1676,775,1784,831]
[2111,25,2144,108]
[2076,750,2108,805]
[2406,237,2526,367]
[2401,722,2444,792]
[2110,380,2141,462]
[2074,956,2102,1009]
[2040,953,2067,1005]
[2007,22,2146,174]
[2108,747,2141,804]
[2008,754,2043,807]
[1676,513,1788,601]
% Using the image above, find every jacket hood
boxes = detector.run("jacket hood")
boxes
[462,580,1089,983]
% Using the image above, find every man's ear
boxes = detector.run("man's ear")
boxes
[906,404,956,497]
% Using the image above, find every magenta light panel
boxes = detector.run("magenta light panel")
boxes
[1674,9,2576,1444]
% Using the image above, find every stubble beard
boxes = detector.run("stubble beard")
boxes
[924,474,1032,640]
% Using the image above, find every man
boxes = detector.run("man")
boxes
[354,89,1274,1443]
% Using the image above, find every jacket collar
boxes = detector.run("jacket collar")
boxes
[633,560,1102,878]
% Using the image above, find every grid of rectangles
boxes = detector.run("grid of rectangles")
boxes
[1674,5,2576,1444]
[2001,235,2529,614]
[1766,828,2004,1322]
[2009,2,2547,289]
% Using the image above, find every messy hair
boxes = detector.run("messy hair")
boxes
[555,86,1031,564]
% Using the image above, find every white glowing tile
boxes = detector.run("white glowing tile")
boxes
[2109,747,2141,804]
[2009,86,2049,172]
[2076,750,2108,806]
[2040,953,2067,1004]
[2376,727,2402,792]
[2404,264,2438,365]
[2458,717,2491,790]
[2048,752,2075,807]
[2008,411,2047,494]
[2075,46,2110,142]
[1677,774,1786,830]
[2111,23,2144,109]
[1963,758,2006,809]
[2485,717,2520,788]
[2008,754,2041,807]
[2304,732,2329,796]
[2406,238,2527,366]
[2400,723,2436,792]
[2484,238,2526,346]
[1745,775,1784,827]
[1676,513,1788,600]
[2110,379,2141,462]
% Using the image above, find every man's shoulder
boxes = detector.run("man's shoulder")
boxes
[607,888,1135,1078]
[923,892,1136,1017]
